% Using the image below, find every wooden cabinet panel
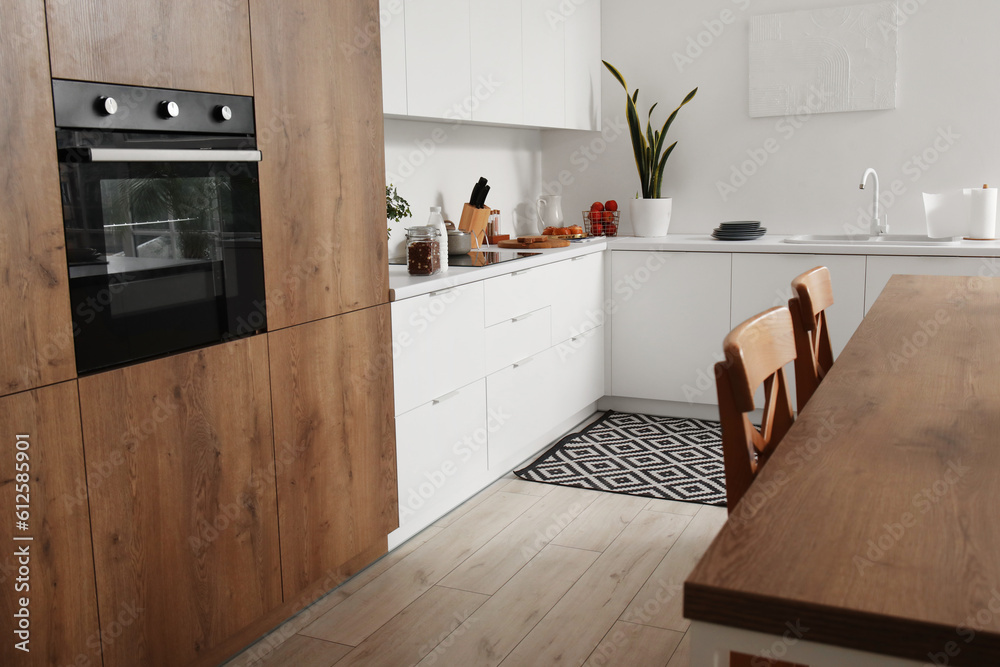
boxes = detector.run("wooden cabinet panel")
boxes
[0,0,75,396]
[46,0,253,94]
[251,0,389,329]
[0,382,101,666]
[78,338,281,667]
[268,306,398,598]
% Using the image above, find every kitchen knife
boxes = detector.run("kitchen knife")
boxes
[469,177,488,207]
[476,185,490,208]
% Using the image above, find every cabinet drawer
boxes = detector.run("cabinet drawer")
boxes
[484,307,551,375]
[483,262,557,326]
[551,325,605,414]
[551,252,604,344]
[394,379,490,535]
[486,325,603,472]
[391,282,485,415]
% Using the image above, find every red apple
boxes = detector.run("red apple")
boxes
[605,200,618,212]
[590,201,604,212]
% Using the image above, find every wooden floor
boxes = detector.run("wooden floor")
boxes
[227,474,728,667]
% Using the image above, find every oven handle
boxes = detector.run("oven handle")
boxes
[74,148,263,163]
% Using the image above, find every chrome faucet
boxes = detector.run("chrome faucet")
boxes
[860,168,889,236]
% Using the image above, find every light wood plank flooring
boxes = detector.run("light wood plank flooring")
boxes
[228,476,727,667]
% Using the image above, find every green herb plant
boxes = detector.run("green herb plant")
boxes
[386,184,411,239]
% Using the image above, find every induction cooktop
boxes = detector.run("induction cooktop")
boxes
[390,251,541,268]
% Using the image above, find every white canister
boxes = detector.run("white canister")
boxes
[427,206,449,271]
[968,186,997,240]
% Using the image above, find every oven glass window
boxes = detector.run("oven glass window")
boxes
[100,174,232,263]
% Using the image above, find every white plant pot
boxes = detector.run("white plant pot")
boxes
[629,198,673,237]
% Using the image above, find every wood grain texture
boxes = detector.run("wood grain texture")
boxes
[417,544,599,667]
[46,0,252,94]
[0,382,101,667]
[267,306,398,599]
[687,274,1000,664]
[717,307,796,511]
[195,538,386,667]
[250,0,389,329]
[502,511,691,666]
[790,266,835,410]
[299,491,538,646]
[78,337,281,667]
[0,0,75,397]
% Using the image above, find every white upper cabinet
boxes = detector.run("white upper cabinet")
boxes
[383,0,601,130]
[403,0,473,120]
[380,0,408,115]
[522,0,566,128]
[564,0,602,130]
[470,0,523,124]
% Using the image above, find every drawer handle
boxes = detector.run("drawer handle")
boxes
[429,288,455,298]
[571,255,589,261]
[511,312,536,323]
[513,356,535,368]
[432,390,461,405]
[511,268,532,276]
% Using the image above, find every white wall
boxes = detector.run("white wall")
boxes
[384,118,542,257]
[542,0,1000,236]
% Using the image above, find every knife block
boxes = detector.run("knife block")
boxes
[458,203,490,249]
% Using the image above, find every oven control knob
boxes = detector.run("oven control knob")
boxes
[159,100,180,119]
[96,96,118,116]
[214,105,233,122]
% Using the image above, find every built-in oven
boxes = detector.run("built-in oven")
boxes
[53,79,267,374]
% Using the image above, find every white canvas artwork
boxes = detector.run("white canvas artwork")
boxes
[748,1,898,118]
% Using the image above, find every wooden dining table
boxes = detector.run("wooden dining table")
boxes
[684,274,1000,666]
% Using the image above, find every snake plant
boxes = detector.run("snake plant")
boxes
[603,61,697,199]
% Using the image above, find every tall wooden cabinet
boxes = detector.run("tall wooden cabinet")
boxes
[45,0,253,94]
[0,382,101,667]
[77,338,281,667]
[251,0,390,330]
[0,0,75,397]
[268,307,398,598]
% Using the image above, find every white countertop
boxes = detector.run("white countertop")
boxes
[389,239,607,301]
[608,234,1000,256]
[389,233,1000,301]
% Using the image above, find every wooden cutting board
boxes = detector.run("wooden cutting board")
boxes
[497,236,571,249]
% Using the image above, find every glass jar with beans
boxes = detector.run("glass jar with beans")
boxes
[405,226,442,276]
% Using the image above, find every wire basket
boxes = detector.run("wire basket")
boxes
[582,210,620,237]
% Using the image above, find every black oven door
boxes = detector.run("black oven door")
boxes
[59,142,266,374]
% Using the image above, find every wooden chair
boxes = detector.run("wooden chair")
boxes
[714,306,796,513]
[788,266,835,411]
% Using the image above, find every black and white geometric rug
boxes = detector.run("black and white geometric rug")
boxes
[515,411,727,507]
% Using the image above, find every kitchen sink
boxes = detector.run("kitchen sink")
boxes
[783,234,960,246]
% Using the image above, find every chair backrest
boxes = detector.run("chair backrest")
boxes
[788,266,835,411]
[714,306,796,513]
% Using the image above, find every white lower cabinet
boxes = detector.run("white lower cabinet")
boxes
[487,326,604,472]
[610,251,732,405]
[551,252,605,344]
[391,251,604,547]
[391,379,490,545]
[391,282,485,416]
[731,253,867,410]
[864,256,1000,313]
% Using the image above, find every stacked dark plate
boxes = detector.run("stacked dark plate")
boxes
[712,221,766,240]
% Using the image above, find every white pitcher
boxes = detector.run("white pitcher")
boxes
[536,195,564,230]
